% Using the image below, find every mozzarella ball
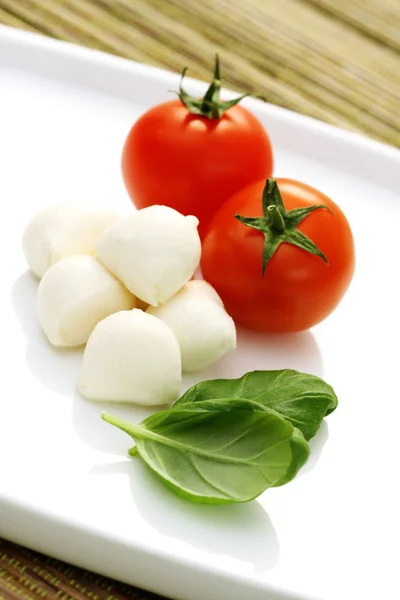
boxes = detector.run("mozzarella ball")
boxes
[37,256,135,347]
[95,205,201,307]
[78,309,182,405]
[147,280,236,373]
[23,202,118,278]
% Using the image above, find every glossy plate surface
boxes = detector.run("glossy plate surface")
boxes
[1,25,399,600]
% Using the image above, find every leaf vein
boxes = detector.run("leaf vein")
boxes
[187,454,236,499]
[213,425,255,452]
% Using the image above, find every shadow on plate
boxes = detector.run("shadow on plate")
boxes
[87,407,330,570]
[299,420,329,477]
[88,416,330,571]
[183,325,324,392]
[11,270,82,396]
[91,457,280,573]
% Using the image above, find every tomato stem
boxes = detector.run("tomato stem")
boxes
[235,178,330,275]
[177,54,266,119]
[267,205,285,233]
[201,54,221,111]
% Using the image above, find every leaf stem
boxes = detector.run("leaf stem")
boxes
[101,413,144,438]
[102,411,293,466]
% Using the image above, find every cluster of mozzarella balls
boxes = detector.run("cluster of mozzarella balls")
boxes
[22,203,236,406]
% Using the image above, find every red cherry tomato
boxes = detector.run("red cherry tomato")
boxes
[201,178,355,332]
[122,57,273,238]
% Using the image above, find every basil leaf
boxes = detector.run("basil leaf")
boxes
[175,369,338,440]
[274,426,310,486]
[153,397,310,488]
[102,402,309,504]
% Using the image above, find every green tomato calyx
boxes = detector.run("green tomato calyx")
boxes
[178,54,265,119]
[235,179,331,276]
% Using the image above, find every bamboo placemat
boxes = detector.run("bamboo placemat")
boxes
[0,538,161,600]
[1,0,400,147]
[0,1,399,599]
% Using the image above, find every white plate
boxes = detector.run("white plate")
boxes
[1,25,400,600]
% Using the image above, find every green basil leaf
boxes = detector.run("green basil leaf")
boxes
[274,426,310,487]
[154,397,310,488]
[102,402,309,504]
[175,369,338,440]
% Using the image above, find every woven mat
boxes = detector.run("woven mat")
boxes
[0,538,162,599]
[0,0,399,147]
[0,1,399,599]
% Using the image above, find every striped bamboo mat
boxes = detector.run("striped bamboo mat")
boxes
[0,1,399,599]
[1,0,400,147]
[0,538,161,599]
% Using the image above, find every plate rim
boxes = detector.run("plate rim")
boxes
[1,24,398,600]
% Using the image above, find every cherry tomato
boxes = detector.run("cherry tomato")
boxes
[122,58,273,239]
[201,178,355,332]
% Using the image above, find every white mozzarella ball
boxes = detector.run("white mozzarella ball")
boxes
[95,205,201,307]
[78,309,182,405]
[147,280,236,373]
[37,255,135,347]
[23,203,118,278]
